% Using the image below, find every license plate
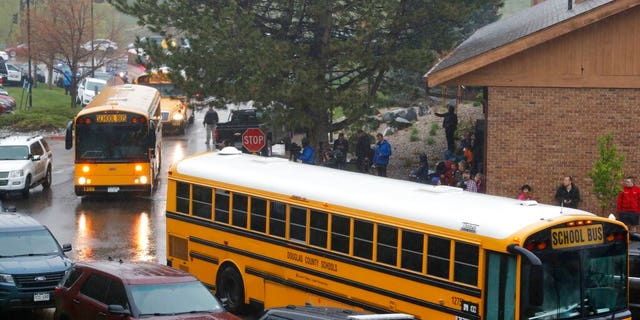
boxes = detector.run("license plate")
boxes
[107,187,120,193]
[34,292,50,302]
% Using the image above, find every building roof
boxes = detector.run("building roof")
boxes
[425,0,637,86]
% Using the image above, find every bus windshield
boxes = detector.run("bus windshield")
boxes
[140,83,183,98]
[521,244,627,319]
[76,122,149,162]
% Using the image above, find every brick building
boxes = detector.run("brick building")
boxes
[426,0,640,215]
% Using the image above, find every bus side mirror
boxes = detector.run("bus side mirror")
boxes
[65,120,73,150]
[529,265,543,306]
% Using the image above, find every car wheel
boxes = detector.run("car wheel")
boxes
[216,266,246,314]
[22,175,31,198]
[42,166,52,189]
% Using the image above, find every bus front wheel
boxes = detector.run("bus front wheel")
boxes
[216,266,246,314]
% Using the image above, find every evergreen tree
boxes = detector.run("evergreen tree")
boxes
[112,0,502,144]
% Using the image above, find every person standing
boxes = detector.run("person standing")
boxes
[372,133,392,177]
[203,103,219,146]
[298,138,315,165]
[474,173,485,193]
[333,132,349,170]
[617,176,640,231]
[435,103,458,153]
[518,184,537,201]
[555,176,581,209]
[355,130,371,173]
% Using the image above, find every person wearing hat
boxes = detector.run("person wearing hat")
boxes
[203,102,219,146]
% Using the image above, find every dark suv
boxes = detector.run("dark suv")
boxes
[629,233,640,318]
[258,305,415,320]
[0,210,72,313]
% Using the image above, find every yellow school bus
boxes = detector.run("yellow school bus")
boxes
[65,84,162,196]
[166,149,631,320]
[133,69,192,134]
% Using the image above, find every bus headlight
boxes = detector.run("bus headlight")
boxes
[135,164,143,172]
[172,113,184,121]
[78,177,86,185]
[139,176,148,184]
[82,165,90,173]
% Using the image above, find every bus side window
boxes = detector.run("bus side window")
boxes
[232,193,248,228]
[176,182,190,214]
[353,220,373,260]
[401,230,424,273]
[427,236,451,279]
[215,190,230,223]
[330,215,350,254]
[193,185,213,219]
[309,210,328,248]
[250,197,267,233]
[269,201,286,237]
[454,242,479,285]
[377,225,398,266]
[289,206,307,242]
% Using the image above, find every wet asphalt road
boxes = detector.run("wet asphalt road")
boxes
[2,108,221,320]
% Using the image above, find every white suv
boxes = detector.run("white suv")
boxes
[76,77,107,107]
[0,135,52,198]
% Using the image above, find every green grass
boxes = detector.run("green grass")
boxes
[409,127,419,142]
[1,86,78,131]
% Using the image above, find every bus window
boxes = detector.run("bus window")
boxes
[330,215,350,254]
[215,190,230,223]
[427,236,450,279]
[354,220,373,260]
[176,182,190,214]
[289,206,307,242]
[401,230,423,272]
[377,225,398,266]
[232,193,248,228]
[269,201,286,237]
[309,210,328,248]
[193,185,212,219]
[250,197,267,232]
[485,252,516,319]
[454,242,479,285]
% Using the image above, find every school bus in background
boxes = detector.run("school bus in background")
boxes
[133,69,193,134]
[65,84,162,196]
[165,148,632,320]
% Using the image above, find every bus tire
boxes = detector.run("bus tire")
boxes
[216,266,246,314]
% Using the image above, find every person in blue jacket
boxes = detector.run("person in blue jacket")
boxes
[298,138,315,165]
[373,133,392,177]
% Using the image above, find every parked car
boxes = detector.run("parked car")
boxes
[53,260,241,320]
[0,135,53,197]
[5,63,24,85]
[76,77,107,106]
[0,210,73,313]
[4,43,28,60]
[81,39,118,54]
[0,51,8,61]
[0,94,16,113]
[258,305,415,320]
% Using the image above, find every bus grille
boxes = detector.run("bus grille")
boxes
[14,271,65,288]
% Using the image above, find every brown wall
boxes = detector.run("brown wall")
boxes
[453,5,640,88]
[486,86,640,215]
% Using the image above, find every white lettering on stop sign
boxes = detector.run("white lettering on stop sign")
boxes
[242,128,266,152]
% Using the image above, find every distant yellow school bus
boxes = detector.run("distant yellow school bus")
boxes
[65,84,162,196]
[166,149,632,320]
[133,69,192,134]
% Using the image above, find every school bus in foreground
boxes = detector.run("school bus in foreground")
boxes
[65,84,162,196]
[133,69,193,134]
[166,148,631,320]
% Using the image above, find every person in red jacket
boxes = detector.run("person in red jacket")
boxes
[617,176,640,231]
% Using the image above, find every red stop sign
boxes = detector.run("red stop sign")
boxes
[242,128,266,153]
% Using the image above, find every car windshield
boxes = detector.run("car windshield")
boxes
[142,83,183,97]
[0,146,29,160]
[86,81,106,92]
[520,244,627,319]
[130,281,224,316]
[0,230,61,257]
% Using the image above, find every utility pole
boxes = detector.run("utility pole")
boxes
[26,0,32,109]
[91,0,95,77]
